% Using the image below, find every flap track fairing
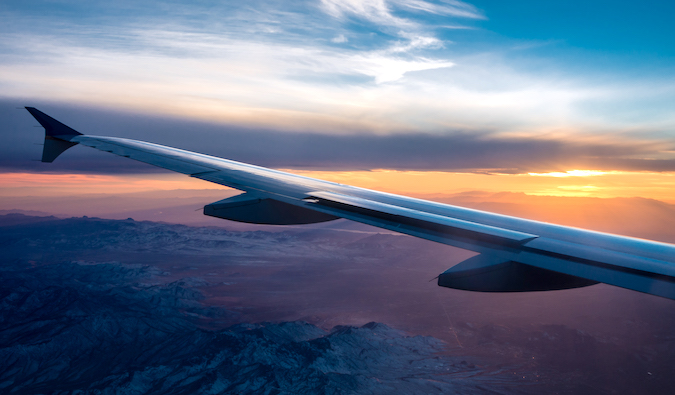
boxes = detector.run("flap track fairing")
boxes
[204,193,339,225]
[438,254,598,292]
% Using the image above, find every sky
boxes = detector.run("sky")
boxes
[1,0,675,201]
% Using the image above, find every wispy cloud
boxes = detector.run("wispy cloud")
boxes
[395,0,485,19]
[318,0,480,55]
[3,25,674,139]
[331,34,348,43]
[320,0,411,28]
[320,0,484,27]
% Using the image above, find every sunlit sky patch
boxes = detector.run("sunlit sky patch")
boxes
[528,170,610,178]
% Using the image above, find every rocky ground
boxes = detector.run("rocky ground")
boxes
[0,258,508,394]
[1,213,674,394]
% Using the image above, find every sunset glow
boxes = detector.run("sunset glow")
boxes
[528,170,610,178]
[286,169,675,202]
[5,168,670,202]
[0,173,230,196]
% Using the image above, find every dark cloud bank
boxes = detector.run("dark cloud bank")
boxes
[2,99,674,174]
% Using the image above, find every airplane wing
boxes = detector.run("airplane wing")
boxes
[25,107,675,300]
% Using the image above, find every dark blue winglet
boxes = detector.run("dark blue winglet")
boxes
[25,107,82,137]
[25,107,82,162]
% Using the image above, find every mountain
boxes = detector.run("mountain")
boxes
[1,214,674,394]
[0,235,517,394]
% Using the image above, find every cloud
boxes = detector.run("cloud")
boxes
[4,100,674,174]
[348,52,453,83]
[6,26,671,138]
[396,0,485,19]
[317,0,481,53]
[320,0,411,28]
[320,0,484,26]
[331,34,348,43]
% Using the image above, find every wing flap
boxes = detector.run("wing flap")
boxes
[516,241,675,299]
[523,237,675,278]
[306,191,538,247]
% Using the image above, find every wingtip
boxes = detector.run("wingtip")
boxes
[25,107,82,163]
[25,107,83,137]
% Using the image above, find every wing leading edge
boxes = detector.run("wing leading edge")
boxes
[26,107,675,300]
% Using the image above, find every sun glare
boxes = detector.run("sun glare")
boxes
[527,170,610,177]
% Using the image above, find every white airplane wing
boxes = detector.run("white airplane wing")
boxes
[26,107,675,300]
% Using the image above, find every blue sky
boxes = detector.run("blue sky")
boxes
[1,0,674,173]
[471,1,675,56]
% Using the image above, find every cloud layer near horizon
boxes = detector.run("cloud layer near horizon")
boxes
[4,101,674,174]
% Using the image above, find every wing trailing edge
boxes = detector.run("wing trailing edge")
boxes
[305,191,538,247]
